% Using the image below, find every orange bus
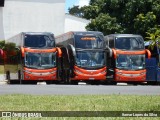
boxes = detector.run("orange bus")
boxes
[105,34,151,84]
[55,31,107,85]
[4,32,62,84]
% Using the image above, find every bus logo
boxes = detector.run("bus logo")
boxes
[2,112,12,117]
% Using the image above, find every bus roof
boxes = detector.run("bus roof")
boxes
[22,32,54,36]
[56,31,103,37]
[106,34,142,38]
[72,31,103,36]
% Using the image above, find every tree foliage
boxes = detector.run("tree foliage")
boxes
[146,26,160,49]
[68,5,84,17]
[0,40,5,49]
[86,13,124,35]
[69,0,160,40]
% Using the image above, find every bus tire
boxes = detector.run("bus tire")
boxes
[46,81,53,85]
[70,81,78,85]
[22,80,37,85]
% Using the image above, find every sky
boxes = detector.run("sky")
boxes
[65,0,90,13]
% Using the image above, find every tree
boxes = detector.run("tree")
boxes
[4,42,16,51]
[146,27,160,49]
[86,13,124,35]
[69,0,160,38]
[68,5,83,17]
[0,40,5,49]
[134,12,156,37]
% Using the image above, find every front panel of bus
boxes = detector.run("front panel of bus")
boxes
[23,48,58,81]
[114,36,146,82]
[115,54,146,81]
[70,33,107,81]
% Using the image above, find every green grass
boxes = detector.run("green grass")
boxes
[0,94,159,119]
[0,94,160,111]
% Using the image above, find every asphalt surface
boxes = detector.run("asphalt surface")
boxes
[0,84,159,95]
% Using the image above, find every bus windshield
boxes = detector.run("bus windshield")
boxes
[25,52,56,69]
[116,54,145,70]
[115,37,144,50]
[24,35,54,48]
[76,50,105,68]
[75,35,104,49]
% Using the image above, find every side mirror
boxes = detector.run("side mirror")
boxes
[145,49,151,59]
[105,46,113,58]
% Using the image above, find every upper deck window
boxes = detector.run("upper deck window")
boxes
[115,37,144,50]
[74,35,104,49]
[24,35,54,48]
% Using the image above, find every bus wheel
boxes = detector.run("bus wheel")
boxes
[22,81,37,85]
[111,81,117,85]
[9,80,20,84]
[46,81,53,85]
[70,81,78,85]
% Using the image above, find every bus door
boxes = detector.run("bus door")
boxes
[146,58,157,81]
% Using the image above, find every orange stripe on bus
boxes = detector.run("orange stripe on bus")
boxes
[23,47,57,53]
[115,49,146,54]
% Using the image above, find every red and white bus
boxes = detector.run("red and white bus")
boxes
[105,34,151,84]
[56,31,107,84]
[4,32,63,84]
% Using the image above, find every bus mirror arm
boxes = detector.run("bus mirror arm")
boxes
[105,46,112,58]
[112,49,117,59]
[20,47,25,57]
[56,47,62,58]
[145,49,151,59]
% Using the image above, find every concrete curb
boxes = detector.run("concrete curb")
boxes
[0,80,8,85]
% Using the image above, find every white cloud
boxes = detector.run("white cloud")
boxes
[78,0,89,7]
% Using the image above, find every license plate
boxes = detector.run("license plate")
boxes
[89,78,95,80]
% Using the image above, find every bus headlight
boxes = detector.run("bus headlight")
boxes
[50,71,56,74]
[24,70,32,74]
[117,72,122,75]
[140,72,146,75]
[100,71,106,74]
[75,70,82,74]
[25,75,30,79]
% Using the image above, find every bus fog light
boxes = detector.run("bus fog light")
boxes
[52,76,56,79]
[25,75,30,79]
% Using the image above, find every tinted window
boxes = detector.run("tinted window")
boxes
[74,35,104,49]
[25,52,56,69]
[115,37,144,50]
[76,50,105,68]
[116,54,145,70]
[24,35,54,48]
